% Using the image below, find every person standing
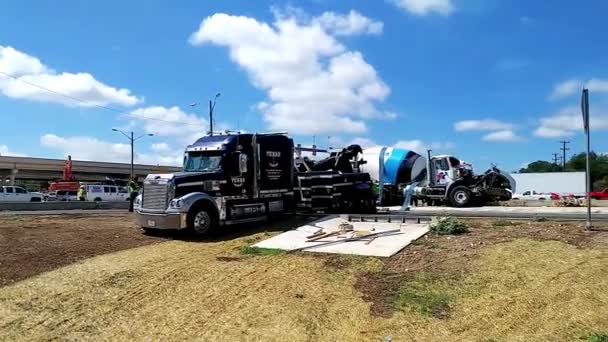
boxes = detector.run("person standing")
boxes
[77,185,86,201]
[401,181,419,211]
[401,169,427,211]
[128,180,139,212]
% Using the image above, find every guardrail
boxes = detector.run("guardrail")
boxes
[0,201,130,211]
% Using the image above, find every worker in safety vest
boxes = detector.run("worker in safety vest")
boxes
[77,185,86,201]
[128,180,139,212]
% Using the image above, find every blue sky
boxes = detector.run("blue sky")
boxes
[1,0,607,171]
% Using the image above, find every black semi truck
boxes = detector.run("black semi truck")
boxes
[134,133,375,235]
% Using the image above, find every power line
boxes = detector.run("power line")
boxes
[552,153,560,165]
[0,71,206,127]
[559,140,570,170]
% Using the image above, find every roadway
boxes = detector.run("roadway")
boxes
[3,205,608,221]
[0,209,128,216]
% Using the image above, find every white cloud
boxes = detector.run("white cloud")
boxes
[454,119,514,132]
[313,10,383,35]
[151,142,171,153]
[394,140,454,153]
[0,45,142,107]
[189,10,389,134]
[482,130,523,142]
[391,0,455,16]
[533,106,608,138]
[0,46,48,77]
[348,137,377,148]
[128,106,209,144]
[0,145,27,157]
[549,78,608,100]
[40,134,182,166]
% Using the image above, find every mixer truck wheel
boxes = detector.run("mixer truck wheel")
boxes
[449,186,472,208]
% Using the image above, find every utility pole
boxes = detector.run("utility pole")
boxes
[191,92,221,136]
[552,153,560,165]
[559,140,570,169]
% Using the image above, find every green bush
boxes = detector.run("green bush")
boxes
[492,220,522,228]
[430,217,469,235]
[583,332,608,342]
[239,246,285,256]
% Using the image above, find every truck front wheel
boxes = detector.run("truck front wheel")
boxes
[449,186,472,208]
[187,203,217,236]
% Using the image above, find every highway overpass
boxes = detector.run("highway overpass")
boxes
[0,156,181,185]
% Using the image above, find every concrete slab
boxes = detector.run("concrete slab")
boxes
[253,216,429,257]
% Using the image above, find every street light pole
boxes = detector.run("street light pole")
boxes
[112,129,154,213]
[112,129,154,181]
[130,131,134,180]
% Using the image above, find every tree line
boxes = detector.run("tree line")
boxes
[518,152,608,190]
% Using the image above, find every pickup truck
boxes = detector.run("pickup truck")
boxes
[590,189,608,200]
[511,190,557,201]
[0,186,43,202]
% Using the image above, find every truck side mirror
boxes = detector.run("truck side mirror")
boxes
[239,153,248,174]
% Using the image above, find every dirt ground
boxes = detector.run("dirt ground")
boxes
[0,214,164,286]
[0,214,607,341]
[355,219,608,317]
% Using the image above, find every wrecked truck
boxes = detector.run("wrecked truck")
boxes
[359,147,516,207]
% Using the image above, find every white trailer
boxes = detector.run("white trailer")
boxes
[511,172,586,197]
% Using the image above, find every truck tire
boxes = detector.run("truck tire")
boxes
[449,186,472,208]
[187,203,217,236]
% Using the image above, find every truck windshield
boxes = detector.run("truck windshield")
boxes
[184,153,223,172]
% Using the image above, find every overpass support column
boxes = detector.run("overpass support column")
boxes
[9,168,18,185]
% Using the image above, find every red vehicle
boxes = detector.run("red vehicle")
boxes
[590,188,608,200]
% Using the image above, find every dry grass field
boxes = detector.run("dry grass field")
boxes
[1,214,608,341]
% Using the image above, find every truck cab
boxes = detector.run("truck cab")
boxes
[431,155,464,185]
[135,133,294,235]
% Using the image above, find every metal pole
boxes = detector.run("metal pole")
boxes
[560,140,570,170]
[130,131,134,180]
[582,88,591,230]
[208,100,213,136]
[586,127,591,229]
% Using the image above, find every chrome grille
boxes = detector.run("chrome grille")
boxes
[142,183,169,210]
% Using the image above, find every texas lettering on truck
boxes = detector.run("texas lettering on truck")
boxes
[134,133,376,236]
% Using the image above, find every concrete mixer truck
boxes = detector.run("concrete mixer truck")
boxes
[359,147,516,207]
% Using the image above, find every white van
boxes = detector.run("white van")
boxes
[85,184,130,202]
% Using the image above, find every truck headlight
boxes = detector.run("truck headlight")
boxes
[134,194,142,208]
[170,199,184,208]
